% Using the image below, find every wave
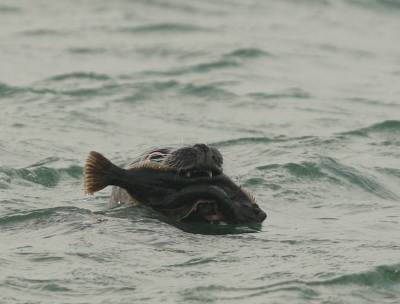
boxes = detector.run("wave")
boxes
[206,122,399,152]
[117,80,238,102]
[223,48,274,59]
[0,82,18,98]
[1,72,115,98]
[181,83,236,99]
[375,167,400,179]
[133,0,225,15]
[137,48,273,77]
[254,156,399,200]
[320,157,399,200]
[67,47,107,55]
[141,59,239,77]
[117,23,212,34]
[314,264,400,287]
[0,5,21,13]
[212,135,316,148]
[17,29,70,36]
[2,45,273,99]
[338,120,400,148]
[3,75,238,103]
[217,130,399,199]
[48,72,111,82]
[347,0,400,10]
[0,207,95,240]
[0,207,90,226]
[340,120,400,137]
[180,264,400,302]
[0,159,83,188]
[246,88,312,100]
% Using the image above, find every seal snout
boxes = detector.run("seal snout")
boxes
[254,205,267,221]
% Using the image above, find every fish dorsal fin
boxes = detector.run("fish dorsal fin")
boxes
[128,160,175,171]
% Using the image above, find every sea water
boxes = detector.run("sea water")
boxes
[1,1,400,303]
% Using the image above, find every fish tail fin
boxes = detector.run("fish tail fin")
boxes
[84,151,114,194]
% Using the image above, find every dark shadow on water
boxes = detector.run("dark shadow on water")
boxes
[101,205,263,235]
[165,218,263,235]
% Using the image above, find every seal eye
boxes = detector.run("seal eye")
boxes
[147,151,166,161]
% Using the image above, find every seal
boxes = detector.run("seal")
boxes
[84,144,266,224]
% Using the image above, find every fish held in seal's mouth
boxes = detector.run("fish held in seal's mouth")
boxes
[84,144,267,225]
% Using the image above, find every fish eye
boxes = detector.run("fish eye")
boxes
[146,151,166,161]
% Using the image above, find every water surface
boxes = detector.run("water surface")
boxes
[1,0,400,303]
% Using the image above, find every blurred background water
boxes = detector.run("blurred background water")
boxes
[1,0,400,303]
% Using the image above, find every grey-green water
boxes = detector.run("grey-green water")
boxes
[1,1,400,303]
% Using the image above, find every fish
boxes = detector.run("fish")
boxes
[84,144,266,224]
